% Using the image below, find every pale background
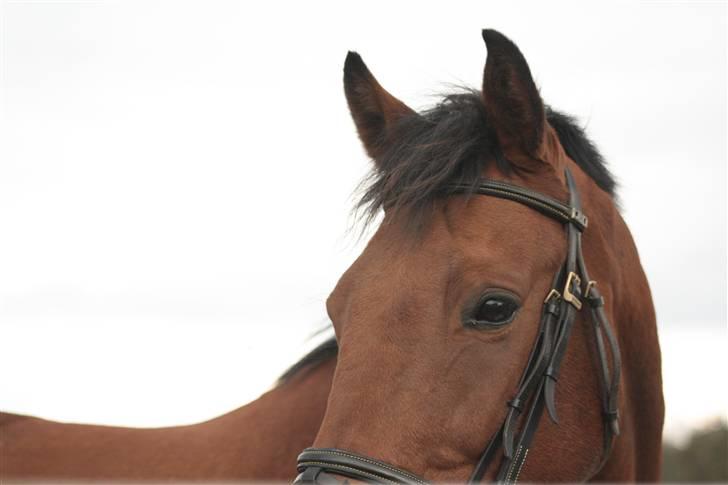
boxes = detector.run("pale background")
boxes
[1,1,726,445]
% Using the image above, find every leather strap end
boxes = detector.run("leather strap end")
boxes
[544,378,559,424]
[605,410,620,437]
[610,418,621,437]
[502,412,518,459]
[586,294,605,308]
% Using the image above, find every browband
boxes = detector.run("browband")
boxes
[446,179,588,231]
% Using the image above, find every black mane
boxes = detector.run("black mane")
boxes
[355,90,616,231]
[279,94,617,383]
[277,338,338,384]
[545,107,617,196]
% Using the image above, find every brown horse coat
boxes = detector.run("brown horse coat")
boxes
[0,359,334,482]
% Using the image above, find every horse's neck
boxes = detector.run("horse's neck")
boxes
[590,206,663,481]
[220,358,336,479]
[0,358,336,481]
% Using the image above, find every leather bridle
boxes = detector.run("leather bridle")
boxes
[294,169,622,484]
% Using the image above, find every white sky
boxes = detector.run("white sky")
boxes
[0,1,726,444]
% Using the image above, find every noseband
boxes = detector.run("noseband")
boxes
[295,169,621,484]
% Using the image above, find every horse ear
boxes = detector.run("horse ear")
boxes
[481,29,546,160]
[344,52,414,160]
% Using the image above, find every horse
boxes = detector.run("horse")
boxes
[294,29,663,482]
[0,29,663,483]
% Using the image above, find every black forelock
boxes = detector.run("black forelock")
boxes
[354,90,506,232]
[354,89,617,233]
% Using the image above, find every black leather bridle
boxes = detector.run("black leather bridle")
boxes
[294,169,621,484]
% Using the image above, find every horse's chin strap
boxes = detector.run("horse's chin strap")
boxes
[294,169,622,484]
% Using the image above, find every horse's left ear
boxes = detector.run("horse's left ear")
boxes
[481,29,547,161]
[344,52,414,160]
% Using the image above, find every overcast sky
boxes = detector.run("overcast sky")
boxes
[1,1,725,442]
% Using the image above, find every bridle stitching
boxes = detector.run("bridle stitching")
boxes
[478,187,571,219]
[306,449,426,483]
[512,448,529,484]
[297,462,399,484]
[505,445,523,483]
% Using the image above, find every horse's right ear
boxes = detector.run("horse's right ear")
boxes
[481,29,546,160]
[344,52,414,160]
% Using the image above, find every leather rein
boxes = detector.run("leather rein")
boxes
[295,169,622,484]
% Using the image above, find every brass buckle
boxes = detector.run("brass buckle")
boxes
[562,271,583,310]
[543,289,561,304]
[584,280,597,298]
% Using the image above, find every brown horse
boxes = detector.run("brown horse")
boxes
[1,29,663,483]
[297,29,663,482]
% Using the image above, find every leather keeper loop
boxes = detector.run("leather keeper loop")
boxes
[544,365,559,382]
[507,398,524,412]
[545,301,560,316]
[586,294,605,308]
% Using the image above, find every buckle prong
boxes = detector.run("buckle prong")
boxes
[584,280,597,298]
[543,289,561,304]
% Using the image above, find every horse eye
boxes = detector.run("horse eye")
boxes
[467,292,520,329]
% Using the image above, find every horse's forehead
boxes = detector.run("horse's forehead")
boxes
[337,194,564,300]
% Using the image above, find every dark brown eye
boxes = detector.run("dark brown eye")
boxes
[466,292,520,329]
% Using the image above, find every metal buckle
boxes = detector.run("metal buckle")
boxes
[570,208,588,230]
[562,271,583,310]
[584,280,597,298]
[543,289,561,304]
